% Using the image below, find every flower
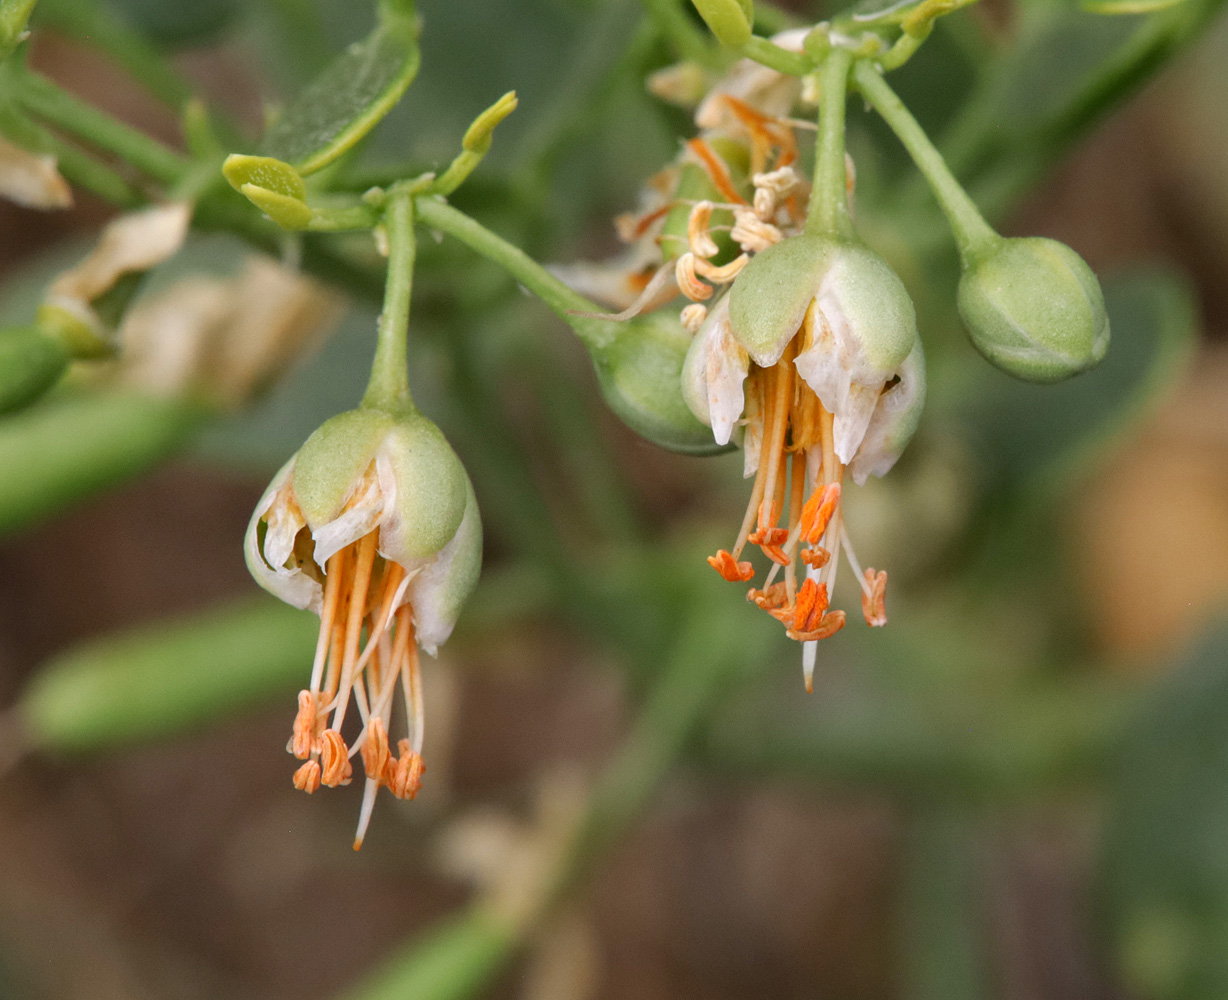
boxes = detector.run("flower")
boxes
[246,407,481,847]
[684,234,925,690]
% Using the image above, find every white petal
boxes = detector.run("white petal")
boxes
[310,461,385,568]
[550,239,664,312]
[849,339,926,485]
[407,480,482,655]
[695,28,807,129]
[50,202,191,304]
[0,136,72,209]
[682,297,748,447]
[794,275,899,465]
[244,459,322,613]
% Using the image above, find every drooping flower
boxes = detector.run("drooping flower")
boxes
[685,234,925,690]
[246,407,481,847]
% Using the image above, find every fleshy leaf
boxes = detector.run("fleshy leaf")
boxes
[260,12,421,176]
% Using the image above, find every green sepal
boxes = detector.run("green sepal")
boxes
[240,183,315,229]
[728,233,828,365]
[291,408,468,563]
[590,314,731,456]
[0,325,68,415]
[690,0,754,46]
[260,11,421,176]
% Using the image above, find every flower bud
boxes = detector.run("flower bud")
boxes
[591,313,729,456]
[0,326,68,414]
[957,237,1109,383]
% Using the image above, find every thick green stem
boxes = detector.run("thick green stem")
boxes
[639,0,716,64]
[362,191,417,414]
[852,60,999,265]
[17,71,188,184]
[414,196,616,352]
[806,47,854,238]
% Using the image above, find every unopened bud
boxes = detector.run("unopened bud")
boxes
[957,237,1109,383]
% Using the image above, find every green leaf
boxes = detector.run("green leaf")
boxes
[0,0,38,58]
[261,11,420,175]
[99,0,239,47]
[1097,621,1228,1000]
[0,390,208,535]
[960,266,1197,491]
[20,597,317,752]
[1082,0,1189,14]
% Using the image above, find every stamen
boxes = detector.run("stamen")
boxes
[675,252,713,301]
[685,138,748,205]
[758,350,794,532]
[787,609,846,643]
[862,569,888,627]
[309,547,348,696]
[693,253,749,283]
[708,549,755,582]
[319,729,353,787]
[329,531,379,732]
[799,483,841,544]
[361,716,392,783]
[390,742,425,800]
[291,690,317,759]
[687,201,720,259]
[292,760,321,794]
[681,303,708,333]
[731,207,782,253]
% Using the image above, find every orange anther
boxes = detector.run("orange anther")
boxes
[787,609,846,643]
[747,582,788,610]
[748,526,790,566]
[291,689,317,760]
[800,483,841,544]
[361,717,392,785]
[862,568,888,628]
[319,729,353,787]
[792,578,830,633]
[801,546,830,568]
[708,550,755,582]
[292,760,321,794]
[390,741,425,800]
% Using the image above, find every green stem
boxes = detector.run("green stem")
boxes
[414,196,615,352]
[363,191,417,413]
[805,47,854,238]
[41,132,143,206]
[740,34,810,75]
[852,60,999,265]
[17,71,188,184]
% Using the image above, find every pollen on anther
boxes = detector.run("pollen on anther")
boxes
[708,550,755,582]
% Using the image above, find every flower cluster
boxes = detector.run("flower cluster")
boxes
[560,36,924,689]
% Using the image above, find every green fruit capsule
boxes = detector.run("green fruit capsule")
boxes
[0,325,69,415]
[958,237,1109,383]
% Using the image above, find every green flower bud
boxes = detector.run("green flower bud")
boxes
[590,313,730,456]
[0,326,68,414]
[957,237,1109,383]
[246,405,481,847]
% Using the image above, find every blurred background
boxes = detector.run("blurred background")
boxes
[1,0,1228,997]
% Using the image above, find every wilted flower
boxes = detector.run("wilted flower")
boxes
[246,407,481,847]
[0,134,72,209]
[685,234,925,690]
